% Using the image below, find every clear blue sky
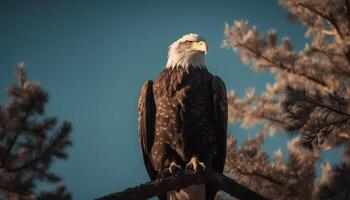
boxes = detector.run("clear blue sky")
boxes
[0,0,341,199]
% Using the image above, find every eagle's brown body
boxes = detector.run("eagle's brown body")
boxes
[138,66,227,200]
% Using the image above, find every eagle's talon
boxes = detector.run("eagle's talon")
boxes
[185,156,206,174]
[199,162,206,171]
[168,162,182,174]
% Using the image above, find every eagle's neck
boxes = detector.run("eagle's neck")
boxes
[165,51,206,69]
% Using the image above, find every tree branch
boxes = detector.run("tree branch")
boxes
[232,166,284,186]
[0,184,32,198]
[95,168,269,200]
[1,97,34,167]
[297,1,344,41]
[235,41,329,88]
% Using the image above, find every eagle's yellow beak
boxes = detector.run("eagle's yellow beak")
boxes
[192,41,208,54]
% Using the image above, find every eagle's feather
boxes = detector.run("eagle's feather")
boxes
[138,67,227,200]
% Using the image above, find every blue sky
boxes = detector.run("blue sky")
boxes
[0,0,342,199]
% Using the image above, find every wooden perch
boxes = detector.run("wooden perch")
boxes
[96,168,269,200]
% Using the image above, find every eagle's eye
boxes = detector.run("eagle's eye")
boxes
[183,41,193,47]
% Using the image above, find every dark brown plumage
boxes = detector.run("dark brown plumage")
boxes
[138,66,227,200]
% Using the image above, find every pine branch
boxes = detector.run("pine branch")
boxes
[95,168,269,200]
[7,122,72,172]
[232,165,284,186]
[235,41,329,88]
[297,1,344,40]
[0,185,32,198]
[0,66,72,199]
[1,96,34,167]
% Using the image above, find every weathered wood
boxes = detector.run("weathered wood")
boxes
[96,168,269,200]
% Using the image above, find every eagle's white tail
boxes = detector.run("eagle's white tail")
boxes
[167,184,205,200]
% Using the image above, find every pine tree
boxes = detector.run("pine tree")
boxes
[0,65,72,200]
[223,0,350,199]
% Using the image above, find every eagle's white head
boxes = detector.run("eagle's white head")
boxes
[166,33,208,69]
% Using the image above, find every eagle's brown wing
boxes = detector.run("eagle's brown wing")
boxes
[212,76,228,173]
[206,76,228,200]
[137,80,157,180]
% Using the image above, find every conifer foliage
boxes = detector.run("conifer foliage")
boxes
[0,65,72,200]
[223,0,350,199]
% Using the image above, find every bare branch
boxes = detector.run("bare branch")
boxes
[95,168,269,200]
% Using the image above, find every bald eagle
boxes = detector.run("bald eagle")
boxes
[138,33,227,200]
